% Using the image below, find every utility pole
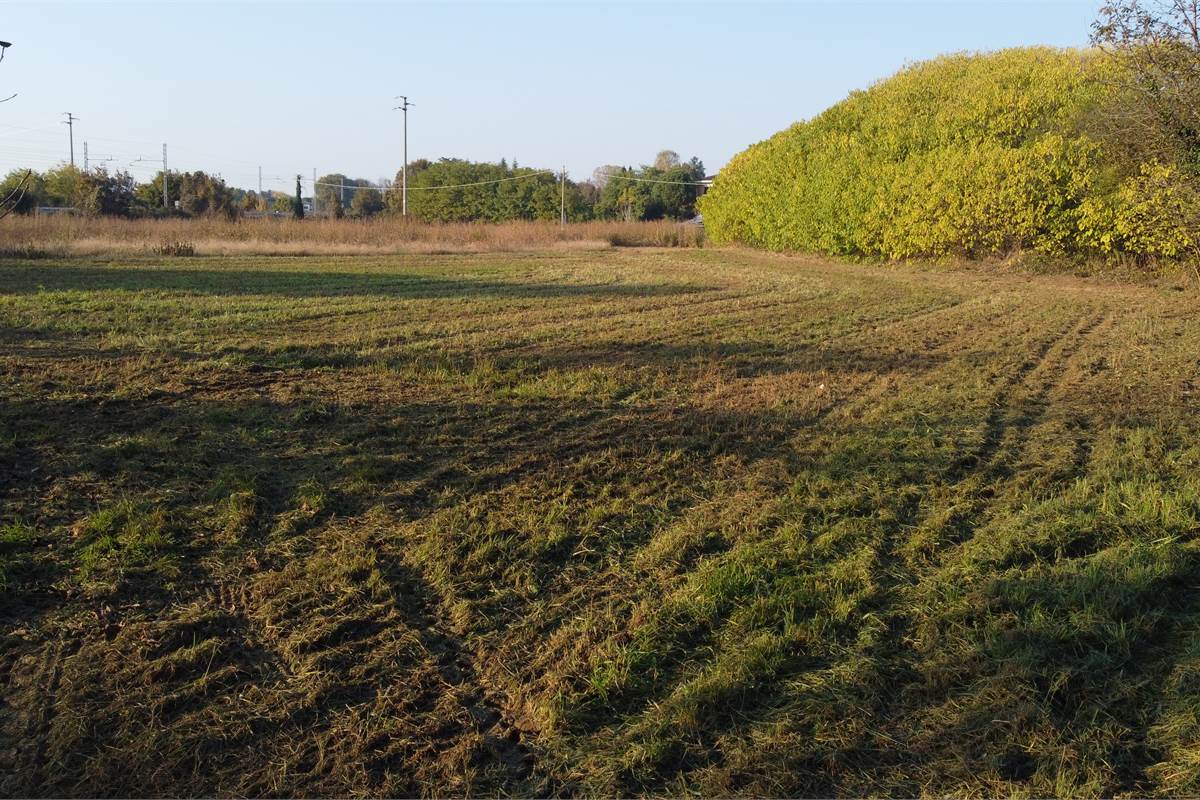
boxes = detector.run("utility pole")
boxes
[162,143,168,210]
[560,165,566,226]
[394,95,413,215]
[258,166,262,195]
[62,112,77,168]
[83,141,88,172]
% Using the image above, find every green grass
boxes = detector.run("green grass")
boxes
[73,498,177,594]
[0,248,1198,796]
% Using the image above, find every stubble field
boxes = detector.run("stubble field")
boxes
[1,247,1198,797]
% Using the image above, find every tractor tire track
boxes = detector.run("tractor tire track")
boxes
[393,570,548,793]
[952,310,1110,493]
[861,308,1112,760]
[363,540,548,791]
[0,638,70,795]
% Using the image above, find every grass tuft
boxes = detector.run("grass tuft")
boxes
[74,499,178,594]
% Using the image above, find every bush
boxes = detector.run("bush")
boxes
[1080,161,1197,258]
[699,47,1197,263]
[152,240,196,257]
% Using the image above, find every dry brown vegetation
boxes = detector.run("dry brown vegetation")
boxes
[1,248,1199,796]
[0,215,704,257]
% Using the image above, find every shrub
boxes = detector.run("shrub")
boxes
[700,47,1197,263]
[1080,161,1197,258]
[152,240,196,257]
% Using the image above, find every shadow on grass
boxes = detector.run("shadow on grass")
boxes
[0,262,717,300]
[0,373,828,796]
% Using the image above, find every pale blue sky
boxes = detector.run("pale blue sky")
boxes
[0,1,1098,193]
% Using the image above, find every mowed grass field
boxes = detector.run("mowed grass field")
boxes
[1,247,1199,797]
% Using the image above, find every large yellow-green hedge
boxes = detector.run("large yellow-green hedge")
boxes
[699,48,1196,260]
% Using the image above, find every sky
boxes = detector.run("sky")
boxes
[0,0,1099,194]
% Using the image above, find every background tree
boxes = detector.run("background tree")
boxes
[316,173,352,214]
[241,190,263,213]
[134,171,178,213]
[644,164,700,219]
[0,168,44,214]
[654,150,681,171]
[596,169,649,221]
[389,158,572,222]
[1091,0,1200,256]
[592,165,622,190]
[575,180,601,214]
[27,166,136,216]
[384,160,431,215]
[1093,0,1200,171]
[42,165,86,208]
[132,171,238,218]
[349,186,384,217]
[594,154,704,221]
[76,168,137,216]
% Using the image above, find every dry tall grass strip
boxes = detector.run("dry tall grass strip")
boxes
[0,216,704,257]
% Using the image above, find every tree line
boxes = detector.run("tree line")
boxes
[0,149,704,222]
[0,166,244,218]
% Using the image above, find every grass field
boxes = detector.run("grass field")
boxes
[1,247,1198,797]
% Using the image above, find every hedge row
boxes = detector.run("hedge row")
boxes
[699,48,1196,260]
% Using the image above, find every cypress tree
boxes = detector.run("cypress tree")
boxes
[294,177,304,220]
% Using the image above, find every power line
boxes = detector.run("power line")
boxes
[0,123,65,139]
[299,170,555,193]
[381,170,555,192]
[75,132,161,147]
[600,169,708,186]
[0,141,169,170]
